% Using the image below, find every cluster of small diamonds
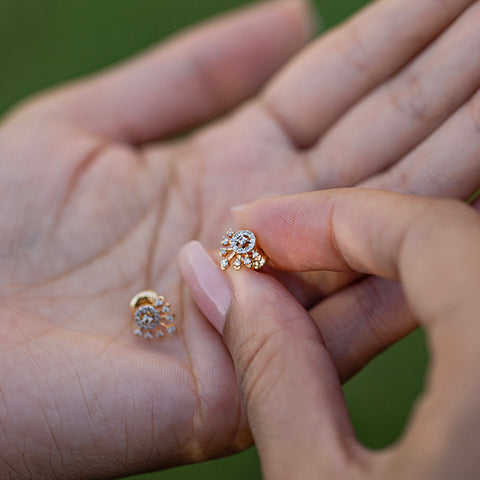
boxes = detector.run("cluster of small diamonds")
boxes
[219,228,266,271]
[134,296,177,339]
[134,305,160,330]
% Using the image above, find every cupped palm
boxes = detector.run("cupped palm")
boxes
[0,3,315,478]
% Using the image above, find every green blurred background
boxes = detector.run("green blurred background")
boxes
[0,1,428,478]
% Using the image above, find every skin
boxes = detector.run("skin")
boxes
[1,0,480,477]
[181,189,480,479]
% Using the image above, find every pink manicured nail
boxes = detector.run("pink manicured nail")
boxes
[178,241,233,334]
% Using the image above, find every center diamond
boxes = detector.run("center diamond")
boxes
[134,305,161,330]
[230,230,256,255]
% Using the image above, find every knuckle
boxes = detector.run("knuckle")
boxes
[338,19,376,80]
[387,70,433,123]
[187,51,228,113]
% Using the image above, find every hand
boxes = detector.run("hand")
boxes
[180,189,480,479]
[0,2,315,478]
[236,0,480,380]
[1,0,478,477]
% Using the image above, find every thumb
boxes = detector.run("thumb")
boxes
[179,241,362,479]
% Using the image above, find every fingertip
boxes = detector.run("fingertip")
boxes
[275,0,322,40]
[297,0,324,37]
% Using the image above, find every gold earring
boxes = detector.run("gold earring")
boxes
[219,229,267,271]
[130,290,177,339]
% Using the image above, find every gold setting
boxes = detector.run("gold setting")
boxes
[130,290,177,339]
[219,228,267,271]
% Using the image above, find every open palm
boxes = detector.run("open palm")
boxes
[0,4,316,479]
[2,0,480,478]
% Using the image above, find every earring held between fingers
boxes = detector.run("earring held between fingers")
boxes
[219,228,267,271]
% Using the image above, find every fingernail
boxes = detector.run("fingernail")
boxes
[231,203,248,213]
[178,241,233,334]
[231,193,280,214]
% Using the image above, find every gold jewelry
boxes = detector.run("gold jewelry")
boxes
[130,290,177,339]
[219,228,267,271]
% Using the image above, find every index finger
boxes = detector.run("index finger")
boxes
[235,189,480,329]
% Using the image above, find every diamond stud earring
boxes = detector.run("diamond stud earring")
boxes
[219,228,267,271]
[130,290,177,339]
